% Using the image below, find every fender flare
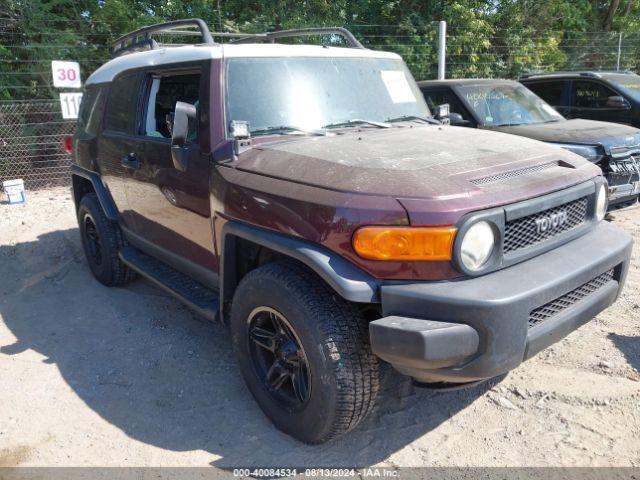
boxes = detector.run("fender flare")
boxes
[71,165,119,221]
[220,220,380,308]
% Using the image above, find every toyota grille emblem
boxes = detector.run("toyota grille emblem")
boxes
[535,210,568,235]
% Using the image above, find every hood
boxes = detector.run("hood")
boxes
[231,125,600,224]
[490,119,640,154]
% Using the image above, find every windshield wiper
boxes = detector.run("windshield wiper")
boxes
[494,122,525,127]
[322,119,391,129]
[386,115,440,125]
[251,125,327,137]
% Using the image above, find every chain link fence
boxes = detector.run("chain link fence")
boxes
[0,100,74,190]
[1,25,639,192]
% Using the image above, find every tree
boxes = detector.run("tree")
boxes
[603,0,621,31]
[1,0,639,101]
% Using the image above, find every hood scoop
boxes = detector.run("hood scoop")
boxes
[470,161,574,186]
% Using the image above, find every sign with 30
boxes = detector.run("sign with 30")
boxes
[51,61,81,88]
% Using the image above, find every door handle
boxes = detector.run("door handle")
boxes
[121,153,141,170]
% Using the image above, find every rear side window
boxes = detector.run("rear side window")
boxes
[572,81,617,109]
[77,86,105,135]
[104,73,142,133]
[526,81,566,106]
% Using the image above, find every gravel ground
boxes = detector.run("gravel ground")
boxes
[0,187,639,468]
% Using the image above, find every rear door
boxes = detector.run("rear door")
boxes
[122,64,217,281]
[98,72,146,231]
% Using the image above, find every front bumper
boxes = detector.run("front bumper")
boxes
[370,222,632,383]
[608,180,640,206]
[606,155,640,206]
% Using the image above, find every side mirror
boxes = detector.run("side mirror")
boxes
[171,101,197,172]
[435,103,450,124]
[449,112,469,126]
[606,95,630,109]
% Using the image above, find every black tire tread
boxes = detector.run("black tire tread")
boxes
[235,261,379,443]
[78,193,136,286]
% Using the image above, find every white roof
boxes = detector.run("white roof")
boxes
[85,43,401,85]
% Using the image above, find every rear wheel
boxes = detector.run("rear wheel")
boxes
[231,261,379,444]
[77,193,135,287]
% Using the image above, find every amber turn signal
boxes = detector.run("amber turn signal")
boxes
[352,226,457,261]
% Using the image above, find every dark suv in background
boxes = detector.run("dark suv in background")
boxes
[419,79,640,207]
[521,71,640,128]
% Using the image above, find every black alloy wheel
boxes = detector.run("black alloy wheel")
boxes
[247,307,311,408]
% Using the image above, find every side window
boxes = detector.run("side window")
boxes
[104,73,142,133]
[77,86,105,135]
[526,81,565,106]
[143,72,200,143]
[572,81,617,109]
[421,88,469,119]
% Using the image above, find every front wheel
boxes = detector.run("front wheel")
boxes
[230,261,380,444]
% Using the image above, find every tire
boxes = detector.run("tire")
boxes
[230,261,379,444]
[77,192,135,287]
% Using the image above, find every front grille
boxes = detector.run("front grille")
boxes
[503,197,588,253]
[528,269,615,328]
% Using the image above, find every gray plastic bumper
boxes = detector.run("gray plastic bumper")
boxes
[371,222,632,383]
[370,318,479,370]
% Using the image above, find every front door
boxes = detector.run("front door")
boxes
[568,80,633,124]
[122,66,217,282]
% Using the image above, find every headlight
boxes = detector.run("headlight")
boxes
[548,143,603,163]
[460,221,496,271]
[596,183,608,221]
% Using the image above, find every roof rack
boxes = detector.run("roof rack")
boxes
[520,70,635,80]
[111,19,364,57]
[230,27,364,49]
[111,19,215,57]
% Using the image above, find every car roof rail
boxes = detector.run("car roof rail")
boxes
[521,70,638,80]
[111,18,215,57]
[579,72,602,78]
[520,71,599,79]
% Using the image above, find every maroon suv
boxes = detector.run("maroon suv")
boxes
[70,20,633,444]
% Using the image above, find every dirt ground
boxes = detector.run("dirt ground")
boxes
[0,187,639,468]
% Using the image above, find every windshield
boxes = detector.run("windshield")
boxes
[225,56,431,135]
[457,83,565,127]
[604,73,640,102]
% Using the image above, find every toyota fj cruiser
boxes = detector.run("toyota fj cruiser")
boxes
[71,19,633,444]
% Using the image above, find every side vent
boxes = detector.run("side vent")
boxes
[470,161,570,186]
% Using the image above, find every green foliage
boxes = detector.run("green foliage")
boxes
[1,0,639,100]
